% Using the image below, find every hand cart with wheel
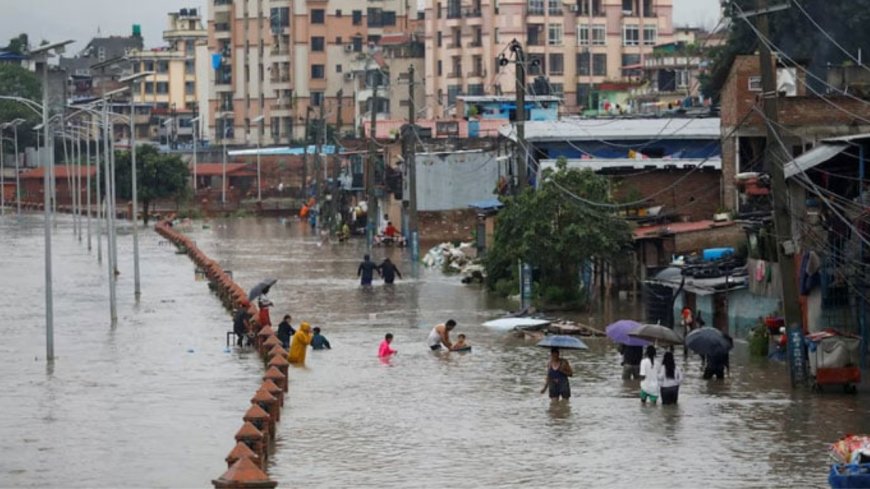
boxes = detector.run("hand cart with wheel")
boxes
[807,329,862,394]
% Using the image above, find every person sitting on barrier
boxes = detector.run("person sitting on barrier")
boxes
[288,322,313,365]
[257,298,273,329]
[277,314,295,349]
[311,327,332,350]
[233,300,253,347]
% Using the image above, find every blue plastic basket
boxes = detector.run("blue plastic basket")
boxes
[829,464,870,488]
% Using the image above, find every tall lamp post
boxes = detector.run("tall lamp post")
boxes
[119,71,153,298]
[190,116,200,192]
[9,119,25,216]
[31,39,74,362]
[220,112,233,205]
[252,115,264,201]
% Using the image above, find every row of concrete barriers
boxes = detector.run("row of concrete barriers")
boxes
[155,219,290,489]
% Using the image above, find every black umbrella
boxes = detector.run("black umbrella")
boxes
[685,327,732,356]
[248,278,278,301]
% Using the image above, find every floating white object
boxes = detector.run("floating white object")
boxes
[482,318,551,331]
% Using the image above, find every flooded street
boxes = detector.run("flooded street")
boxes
[3,215,870,487]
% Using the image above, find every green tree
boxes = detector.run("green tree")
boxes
[114,145,190,225]
[704,0,870,100]
[4,34,29,55]
[484,161,632,306]
[0,63,41,148]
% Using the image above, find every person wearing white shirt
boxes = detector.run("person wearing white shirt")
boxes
[657,351,683,405]
[639,346,659,404]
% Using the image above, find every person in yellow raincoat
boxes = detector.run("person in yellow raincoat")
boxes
[288,322,313,364]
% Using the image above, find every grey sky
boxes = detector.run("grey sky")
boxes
[0,0,721,53]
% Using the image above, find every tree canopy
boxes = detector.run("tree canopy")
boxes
[484,161,632,306]
[114,145,190,224]
[0,63,41,149]
[704,0,870,100]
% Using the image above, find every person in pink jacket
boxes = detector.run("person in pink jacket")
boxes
[378,333,397,359]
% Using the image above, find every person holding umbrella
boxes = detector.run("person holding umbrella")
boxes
[541,348,574,401]
[536,335,586,401]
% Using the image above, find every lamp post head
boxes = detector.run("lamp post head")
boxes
[30,39,74,56]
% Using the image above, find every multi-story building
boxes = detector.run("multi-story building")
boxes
[424,0,674,117]
[59,30,144,102]
[129,8,207,145]
[205,0,416,146]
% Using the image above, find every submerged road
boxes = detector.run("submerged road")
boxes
[1,215,869,487]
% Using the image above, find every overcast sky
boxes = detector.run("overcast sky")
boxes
[0,0,722,52]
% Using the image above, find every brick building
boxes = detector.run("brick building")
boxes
[720,55,870,211]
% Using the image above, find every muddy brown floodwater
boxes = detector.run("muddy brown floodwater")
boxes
[2,215,870,488]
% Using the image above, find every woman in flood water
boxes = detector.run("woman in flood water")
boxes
[541,348,573,401]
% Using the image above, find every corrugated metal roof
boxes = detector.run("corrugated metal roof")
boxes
[500,117,721,142]
[784,143,848,180]
[541,157,721,171]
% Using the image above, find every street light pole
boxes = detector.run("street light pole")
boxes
[252,115,264,201]
[222,114,227,205]
[13,119,22,216]
[191,116,200,192]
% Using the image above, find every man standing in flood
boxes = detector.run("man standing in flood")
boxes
[379,257,402,285]
[427,320,457,351]
[357,254,379,286]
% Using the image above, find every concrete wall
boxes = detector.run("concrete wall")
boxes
[415,150,500,211]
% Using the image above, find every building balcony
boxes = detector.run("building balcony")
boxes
[215,80,233,91]
[269,46,291,62]
[214,0,232,14]
[215,27,231,39]
[270,101,292,116]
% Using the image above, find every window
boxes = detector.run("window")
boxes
[437,60,442,76]
[577,53,589,76]
[270,7,289,33]
[367,8,383,27]
[548,24,563,45]
[593,53,607,76]
[185,59,195,75]
[156,82,169,94]
[144,82,154,94]
[451,27,461,48]
[548,53,563,75]
[436,2,441,18]
[451,56,462,77]
[98,47,106,62]
[335,36,342,44]
[447,85,462,104]
[548,0,561,15]
[643,25,657,45]
[311,91,324,106]
[144,61,154,72]
[311,37,325,52]
[622,0,634,15]
[494,28,500,44]
[472,55,483,76]
[622,54,641,67]
[748,76,762,92]
[382,11,396,25]
[157,61,169,73]
[623,25,639,46]
[577,24,605,46]
[336,64,343,73]
[527,0,544,15]
[311,64,325,79]
[437,32,442,47]
[472,26,482,47]
[336,9,342,17]
[311,9,325,23]
[550,83,563,95]
[185,81,195,95]
[676,69,689,88]
[352,36,363,52]
[528,53,545,75]
[527,24,544,45]
[467,83,484,95]
[352,10,362,25]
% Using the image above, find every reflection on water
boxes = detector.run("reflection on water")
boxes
[3,216,870,488]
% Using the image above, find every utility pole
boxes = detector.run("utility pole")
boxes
[331,89,343,237]
[754,0,802,384]
[405,64,419,261]
[301,107,311,200]
[366,73,380,250]
[315,101,325,210]
[512,39,527,192]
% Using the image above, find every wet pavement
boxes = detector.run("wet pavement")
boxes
[2,215,870,488]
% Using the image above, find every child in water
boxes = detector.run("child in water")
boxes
[378,333,397,359]
[451,334,471,351]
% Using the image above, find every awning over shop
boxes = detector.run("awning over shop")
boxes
[541,157,721,172]
[646,267,748,296]
[784,143,848,179]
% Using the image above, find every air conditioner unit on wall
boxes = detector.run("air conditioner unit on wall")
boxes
[570,4,579,12]
[344,72,354,81]
[344,44,354,52]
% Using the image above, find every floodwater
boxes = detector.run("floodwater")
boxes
[2,215,870,488]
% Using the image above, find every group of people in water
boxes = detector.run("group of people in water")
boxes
[358,254,403,286]
[233,298,332,366]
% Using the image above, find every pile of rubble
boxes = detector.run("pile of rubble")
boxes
[422,242,485,281]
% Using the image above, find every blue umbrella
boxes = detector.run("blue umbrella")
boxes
[537,335,588,350]
[685,327,732,356]
[606,320,651,346]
